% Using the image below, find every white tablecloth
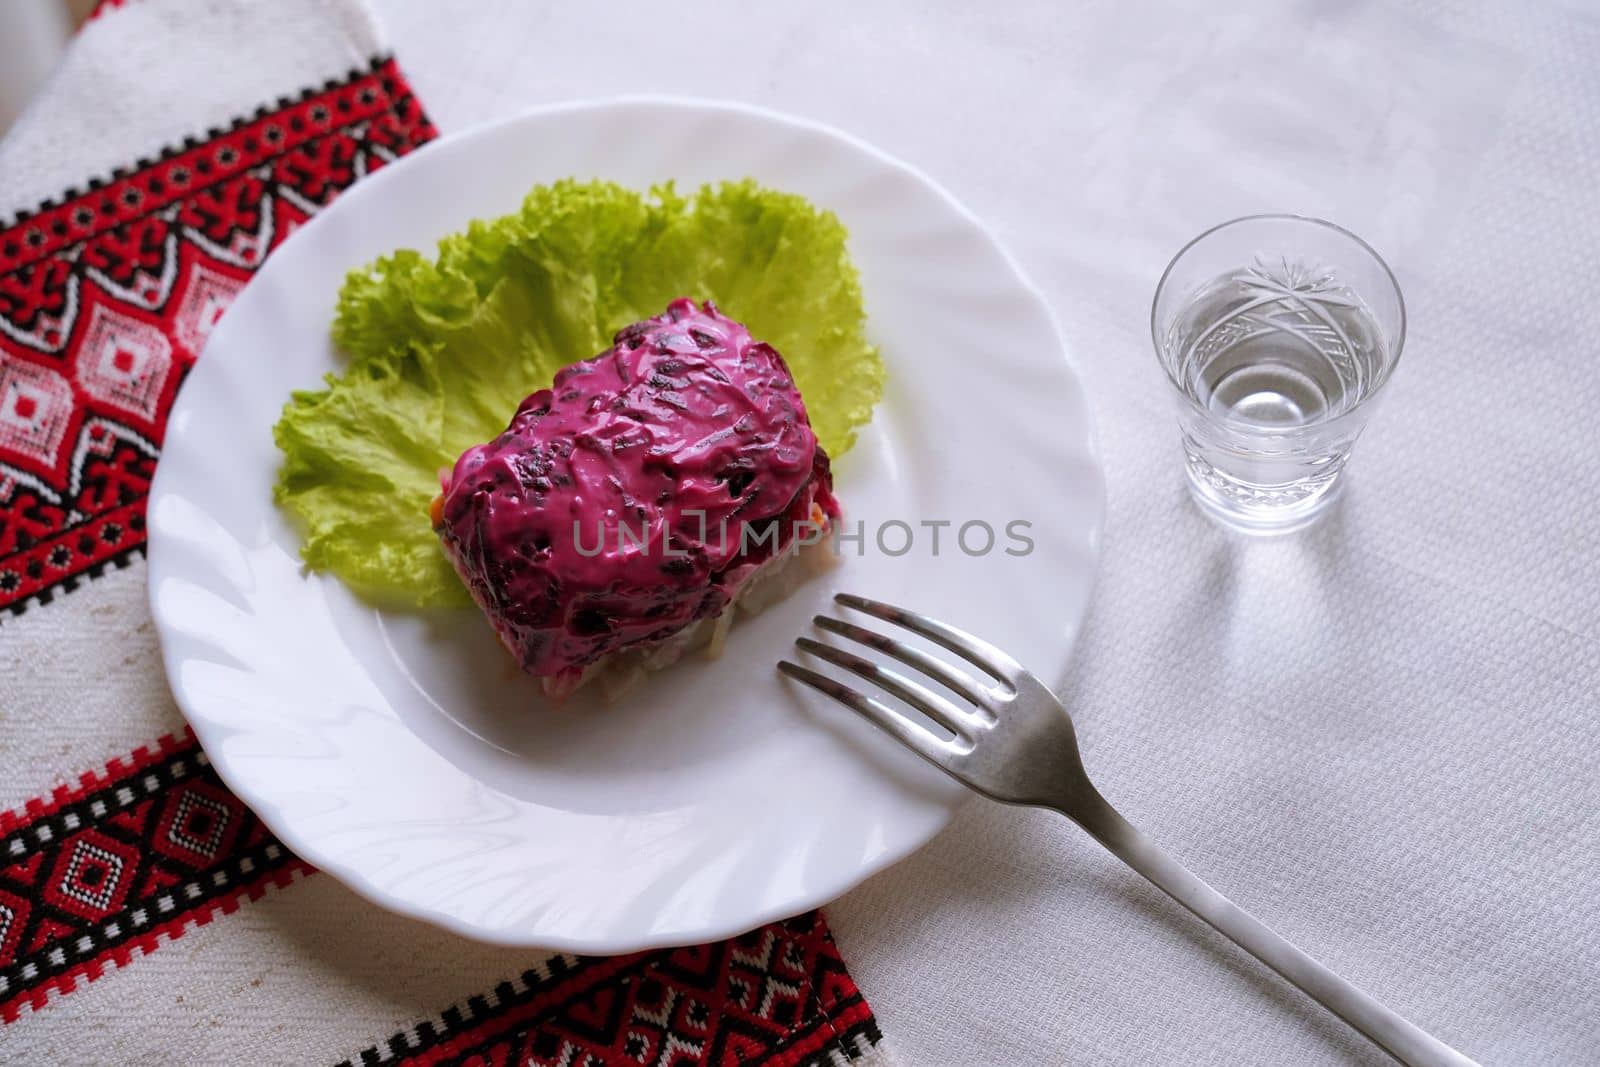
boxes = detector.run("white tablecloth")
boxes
[374,1,1597,1063]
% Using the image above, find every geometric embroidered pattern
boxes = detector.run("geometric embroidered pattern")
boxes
[47,834,136,915]
[0,731,311,1022]
[0,55,437,617]
[1,733,888,1067]
[338,912,883,1067]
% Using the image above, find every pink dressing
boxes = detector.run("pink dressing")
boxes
[435,299,838,683]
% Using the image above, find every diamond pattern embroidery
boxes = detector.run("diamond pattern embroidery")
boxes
[75,304,174,427]
[0,56,437,616]
[0,360,75,469]
[43,832,137,919]
[171,264,242,358]
[152,783,237,865]
[0,888,26,964]
[0,734,309,1021]
[339,913,882,1067]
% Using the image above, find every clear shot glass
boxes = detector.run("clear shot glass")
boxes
[1151,216,1406,534]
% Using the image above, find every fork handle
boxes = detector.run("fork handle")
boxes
[1063,789,1478,1067]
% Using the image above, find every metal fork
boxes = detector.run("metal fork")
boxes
[779,593,1477,1067]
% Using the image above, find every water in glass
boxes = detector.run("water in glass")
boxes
[1167,258,1387,429]
[1153,216,1404,536]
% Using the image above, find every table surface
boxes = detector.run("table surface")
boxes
[375,2,1600,1064]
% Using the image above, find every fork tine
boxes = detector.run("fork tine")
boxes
[795,637,977,734]
[778,660,963,766]
[833,593,1025,684]
[814,615,996,710]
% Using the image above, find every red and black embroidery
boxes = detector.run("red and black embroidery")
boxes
[2,730,887,1059]
[0,55,437,617]
[0,730,310,1022]
[339,912,882,1067]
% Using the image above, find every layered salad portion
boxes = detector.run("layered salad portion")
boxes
[433,299,839,700]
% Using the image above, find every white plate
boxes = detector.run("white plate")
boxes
[147,97,1103,951]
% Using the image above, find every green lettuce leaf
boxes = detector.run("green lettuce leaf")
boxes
[272,179,884,608]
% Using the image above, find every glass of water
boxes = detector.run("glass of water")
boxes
[1151,215,1405,533]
